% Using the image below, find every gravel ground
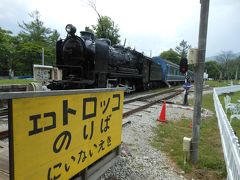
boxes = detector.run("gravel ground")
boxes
[100,90,214,180]
[0,117,8,132]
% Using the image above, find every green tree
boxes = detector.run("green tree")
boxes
[0,27,15,76]
[234,57,240,80]
[216,51,235,80]
[222,56,240,80]
[92,16,120,45]
[15,42,43,75]
[18,10,52,43]
[16,10,60,75]
[205,61,221,80]
[86,0,120,45]
[160,48,180,64]
[47,29,60,64]
[175,40,191,58]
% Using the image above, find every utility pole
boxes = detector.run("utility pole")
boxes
[191,0,210,164]
[42,48,44,65]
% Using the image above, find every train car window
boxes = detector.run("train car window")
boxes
[170,67,174,75]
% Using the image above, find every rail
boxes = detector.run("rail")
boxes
[124,88,178,104]
[123,91,182,119]
[213,85,240,180]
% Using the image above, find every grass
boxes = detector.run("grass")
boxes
[205,80,240,88]
[152,93,227,179]
[0,79,34,85]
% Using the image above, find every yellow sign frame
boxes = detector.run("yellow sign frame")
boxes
[8,89,123,179]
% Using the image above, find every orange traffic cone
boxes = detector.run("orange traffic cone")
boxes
[189,122,192,128]
[157,100,166,123]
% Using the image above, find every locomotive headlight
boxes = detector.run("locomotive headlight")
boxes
[65,24,72,33]
[65,24,76,35]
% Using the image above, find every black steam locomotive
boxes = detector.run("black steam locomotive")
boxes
[48,24,165,91]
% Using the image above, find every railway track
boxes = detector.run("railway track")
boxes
[122,89,183,125]
[124,88,176,104]
[0,130,8,140]
[0,107,8,116]
[121,85,212,125]
[0,107,9,140]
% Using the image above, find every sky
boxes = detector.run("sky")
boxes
[0,0,239,57]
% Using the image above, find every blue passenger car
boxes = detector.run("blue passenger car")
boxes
[152,56,192,86]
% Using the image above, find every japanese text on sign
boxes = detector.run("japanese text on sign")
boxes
[10,90,123,179]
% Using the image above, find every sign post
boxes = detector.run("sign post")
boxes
[183,73,191,106]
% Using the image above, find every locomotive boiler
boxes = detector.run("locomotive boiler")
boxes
[48,24,150,91]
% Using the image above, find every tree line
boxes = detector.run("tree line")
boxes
[160,40,191,65]
[160,43,240,81]
[0,11,60,76]
[205,51,240,81]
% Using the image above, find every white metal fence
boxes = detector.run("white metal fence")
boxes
[213,85,240,180]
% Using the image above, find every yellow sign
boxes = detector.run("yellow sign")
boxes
[9,90,123,179]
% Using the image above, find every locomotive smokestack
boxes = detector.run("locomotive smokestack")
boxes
[80,31,95,41]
